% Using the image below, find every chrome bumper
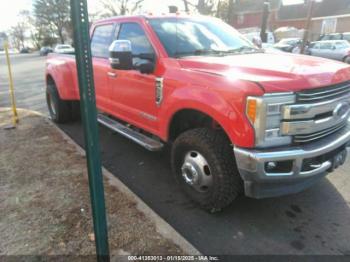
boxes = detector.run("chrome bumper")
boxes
[234,125,350,198]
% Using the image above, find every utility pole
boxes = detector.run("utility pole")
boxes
[183,0,189,12]
[70,0,110,261]
[260,2,270,43]
[301,0,315,54]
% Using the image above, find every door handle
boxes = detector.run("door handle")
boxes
[107,72,117,78]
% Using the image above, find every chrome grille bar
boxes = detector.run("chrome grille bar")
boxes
[297,81,350,103]
[294,122,348,143]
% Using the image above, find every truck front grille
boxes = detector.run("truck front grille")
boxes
[297,81,350,103]
[294,122,348,144]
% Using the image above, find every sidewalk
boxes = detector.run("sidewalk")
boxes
[0,108,185,257]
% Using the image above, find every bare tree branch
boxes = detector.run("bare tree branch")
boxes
[99,0,145,17]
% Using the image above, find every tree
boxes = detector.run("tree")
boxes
[196,0,216,15]
[9,10,32,50]
[183,0,190,12]
[99,0,145,17]
[226,0,235,24]
[33,0,71,44]
[186,0,229,17]
[10,23,26,50]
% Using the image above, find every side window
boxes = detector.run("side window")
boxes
[91,24,115,58]
[320,43,332,49]
[343,33,350,42]
[117,23,154,56]
[335,42,345,49]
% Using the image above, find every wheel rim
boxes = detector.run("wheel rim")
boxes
[181,151,213,193]
[47,92,57,116]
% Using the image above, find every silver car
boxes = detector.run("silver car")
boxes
[308,40,350,64]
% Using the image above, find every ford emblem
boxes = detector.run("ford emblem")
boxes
[333,102,350,119]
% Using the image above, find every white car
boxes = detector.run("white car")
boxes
[54,44,75,54]
[308,40,350,64]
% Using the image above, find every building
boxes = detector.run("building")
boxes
[277,0,350,40]
[232,0,350,40]
[231,0,281,29]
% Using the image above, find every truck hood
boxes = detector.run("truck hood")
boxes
[178,53,350,92]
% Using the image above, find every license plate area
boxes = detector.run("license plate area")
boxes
[302,146,347,173]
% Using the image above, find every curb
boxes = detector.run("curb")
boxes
[15,108,200,256]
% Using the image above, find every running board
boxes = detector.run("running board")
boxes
[97,114,164,151]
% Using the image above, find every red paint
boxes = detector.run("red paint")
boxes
[46,15,350,149]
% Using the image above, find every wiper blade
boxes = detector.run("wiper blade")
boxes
[174,49,223,58]
[223,46,260,54]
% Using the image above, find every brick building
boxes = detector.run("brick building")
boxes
[232,0,350,40]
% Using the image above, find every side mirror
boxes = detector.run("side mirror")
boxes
[109,40,133,70]
[138,62,155,74]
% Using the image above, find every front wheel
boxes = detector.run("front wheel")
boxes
[171,128,243,212]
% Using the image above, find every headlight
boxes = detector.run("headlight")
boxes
[246,93,296,148]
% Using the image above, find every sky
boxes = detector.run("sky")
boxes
[0,0,303,32]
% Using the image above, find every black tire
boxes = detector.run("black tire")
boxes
[171,128,243,212]
[46,82,72,123]
[71,101,81,121]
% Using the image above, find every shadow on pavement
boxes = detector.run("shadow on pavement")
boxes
[58,120,350,255]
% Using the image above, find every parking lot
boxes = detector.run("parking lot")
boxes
[1,53,350,255]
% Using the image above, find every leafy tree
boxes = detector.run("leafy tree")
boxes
[99,0,145,17]
[33,0,71,44]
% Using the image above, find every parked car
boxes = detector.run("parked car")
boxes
[318,32,350,43]
[54,44,75,54]
[40,46,53,56]
[274,38,302,52]
[262,43,283,53]
[243,31,275,46]
[20,47,30,54]
[46,15,350,212]
[308,40,350,63]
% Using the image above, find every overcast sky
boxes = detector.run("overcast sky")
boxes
[0,0,303,32]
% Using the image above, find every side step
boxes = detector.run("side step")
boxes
[97,114,164,151]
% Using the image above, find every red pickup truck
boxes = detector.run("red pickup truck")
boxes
[46,14,350,212]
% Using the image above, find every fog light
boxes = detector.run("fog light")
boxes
[266,161,277,171]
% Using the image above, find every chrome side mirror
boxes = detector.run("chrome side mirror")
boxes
[109,40,133,70]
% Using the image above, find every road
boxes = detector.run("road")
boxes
[2,54,350,256]
[0,53,47,114]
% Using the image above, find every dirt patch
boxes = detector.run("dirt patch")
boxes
[0,108,183,256]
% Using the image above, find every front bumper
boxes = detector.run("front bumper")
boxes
[234,125,350,199]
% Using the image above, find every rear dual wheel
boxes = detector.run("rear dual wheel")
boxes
[46,81,80,123]
[171,128,243,213]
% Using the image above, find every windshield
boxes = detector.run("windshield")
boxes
[148,17,258,58]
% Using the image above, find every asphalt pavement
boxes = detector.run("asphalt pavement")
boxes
[2,53,350,256]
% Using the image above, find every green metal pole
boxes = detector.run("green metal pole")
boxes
[70,0,110,260]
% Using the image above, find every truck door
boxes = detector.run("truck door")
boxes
[90,23,116,112]
[107,22,160,134]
